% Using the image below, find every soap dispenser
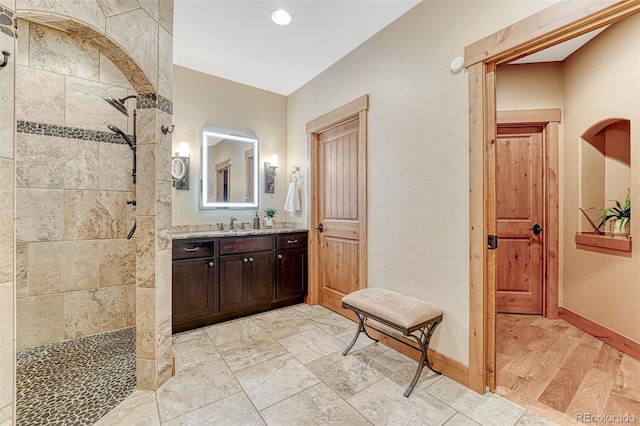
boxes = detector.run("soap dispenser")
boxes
[253,212,260,229]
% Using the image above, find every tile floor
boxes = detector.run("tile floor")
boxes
[96,304,557,426]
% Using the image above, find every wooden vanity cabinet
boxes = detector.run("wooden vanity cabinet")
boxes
[219,235,275,313]
[172,231,307,333]
[276,233,308,301]
[172,241,216,330]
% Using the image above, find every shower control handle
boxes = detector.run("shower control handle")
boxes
[184,247,200,252]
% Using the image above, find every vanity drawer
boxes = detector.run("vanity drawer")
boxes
[219,236,274,255]
[276,233,307,250]
[172,240,214,260]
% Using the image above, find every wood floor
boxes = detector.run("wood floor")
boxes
[496,314,640,425]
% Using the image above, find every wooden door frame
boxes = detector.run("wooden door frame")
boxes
[465,0,640,394]
[306,95,369,306]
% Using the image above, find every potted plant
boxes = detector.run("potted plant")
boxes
[263,208,278,228]
[597,189,631,237]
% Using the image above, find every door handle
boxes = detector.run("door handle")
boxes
[315,223,324,233]
[530,224,542,235]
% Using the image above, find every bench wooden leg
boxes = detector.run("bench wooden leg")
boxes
[404,318,442,397]
[342,311,379,356]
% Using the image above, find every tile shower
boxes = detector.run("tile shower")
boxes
[14,19,138,424]
[0,0,174,423]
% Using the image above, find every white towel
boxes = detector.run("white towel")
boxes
[284,182,300,217]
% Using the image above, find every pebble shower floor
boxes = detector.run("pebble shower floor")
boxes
[16,328,136,425]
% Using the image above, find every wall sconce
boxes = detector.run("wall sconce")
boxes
[264,154,278,193]
[172,142,190,190]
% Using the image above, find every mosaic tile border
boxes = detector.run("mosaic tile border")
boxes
[136,93,173,115]
[17,120,132,144]
[17,327,136,426]
[0,5,16,38]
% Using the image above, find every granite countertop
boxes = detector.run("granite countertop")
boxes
[172,227,308,240]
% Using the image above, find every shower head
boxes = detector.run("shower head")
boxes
[108,124,135,150]
[102,95,137,116]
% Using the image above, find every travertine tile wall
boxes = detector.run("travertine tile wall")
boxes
[0,2,16,423]
[10,0,174,401]
[15,20,137,350]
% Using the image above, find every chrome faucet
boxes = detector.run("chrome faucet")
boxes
[230,217,237,230]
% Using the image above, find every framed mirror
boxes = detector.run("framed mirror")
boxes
[201,129,259,209]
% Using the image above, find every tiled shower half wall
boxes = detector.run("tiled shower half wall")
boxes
[15,19,137,350]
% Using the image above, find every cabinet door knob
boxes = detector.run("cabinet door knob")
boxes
[249,257,254,262]
[243,258,248,263]
[278,254,283,259]
[208,262,214,267]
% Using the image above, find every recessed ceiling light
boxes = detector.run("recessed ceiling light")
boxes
[271,9,292,26]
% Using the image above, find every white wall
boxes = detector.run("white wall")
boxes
[172,65,288,226]
[287,0,556,364]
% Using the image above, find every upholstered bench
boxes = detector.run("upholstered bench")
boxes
[341,287,443,397]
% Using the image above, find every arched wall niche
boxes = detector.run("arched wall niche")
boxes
[580,118,631,232]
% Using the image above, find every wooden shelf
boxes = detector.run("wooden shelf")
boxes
[575,232,632,252]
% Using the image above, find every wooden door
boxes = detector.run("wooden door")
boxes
[315,116,367,314]
[496,125,544,314]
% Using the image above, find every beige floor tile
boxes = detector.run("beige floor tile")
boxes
[307,352,391,399]
[310,311,357,336]
[204,318,263,346]
[261,383,371,426]
[172,329,208,345]
[335,329,381,353]
[251,309,317,339]
[374,348,440,389]
[94,390,154,426]
[234,353,321,410]
[172,331,221,373]
[278,328,345,364]
[155,359,241,422]
[348,377,456,426]
[163,392,265,426]
[444,412,481,425]
[216,331,287,372]
[287,303,334,319]
[114,399,160,426]
[426,376,526,426]
[515,411,558,426]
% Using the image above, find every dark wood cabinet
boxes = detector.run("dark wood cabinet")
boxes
[219,249,275,312]
[172,231,307,333]
[276,233,308,301]
[247,251,275,306]
[172,241,216,329]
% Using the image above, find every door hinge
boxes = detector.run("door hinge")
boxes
[487,235,498,250]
